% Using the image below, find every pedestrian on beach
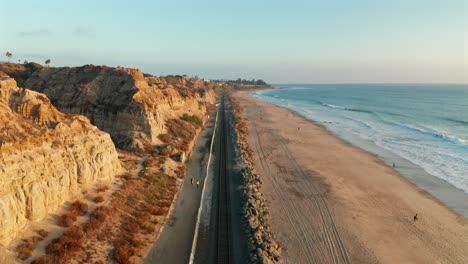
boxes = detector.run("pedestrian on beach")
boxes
[197,181,200,188]
[191,178,194,185]
[413,213,418,222]
[392,162,396,168]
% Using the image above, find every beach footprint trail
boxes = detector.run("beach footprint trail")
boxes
[247,104,350,264]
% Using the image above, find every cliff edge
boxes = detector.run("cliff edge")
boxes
[0,77,121,245]
[24,66,217,151]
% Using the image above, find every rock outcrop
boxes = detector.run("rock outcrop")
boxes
[0,77,121,245]
[24,66,216,151]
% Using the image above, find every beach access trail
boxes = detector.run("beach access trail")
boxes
[236,91,468,264]
[144,113,217,264]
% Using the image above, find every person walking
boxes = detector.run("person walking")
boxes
[196,181,200,188]
[191,178,194,185]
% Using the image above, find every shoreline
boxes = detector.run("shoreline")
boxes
[236,90,468,263]
[250,88,468,218]
[291,107,468,218]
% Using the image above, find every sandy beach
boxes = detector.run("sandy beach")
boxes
[236,91,468,263]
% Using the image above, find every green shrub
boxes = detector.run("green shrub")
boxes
[145,173,166,187]
[159,146,170,156]
[180,114,203,126]
[166,119,195,141]
[137,188,157,203]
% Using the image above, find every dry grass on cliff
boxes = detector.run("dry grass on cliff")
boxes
[158,133,172,143]
[0,62,43,86]
[37,229,49,238]
[26,108,205,262]
[57,213,77,227]
[16,236,42,260]
[93,196,105,203]
[166,118,196,142]
[176,165,186,179]
[30,225,87,263]
[159,118,198,154]
[32,152,179,263]
[82,206,112,234]
[107,172,176,263]
[15,228,50,260]
[56,200,88,227]
[46,225,85,256]
[96,186,109,193]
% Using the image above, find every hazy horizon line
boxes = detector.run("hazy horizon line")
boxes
[271,82,468,86]
[2,61,467,85]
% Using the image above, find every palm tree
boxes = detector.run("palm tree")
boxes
[45,59,51,67]
[5,51,12,62]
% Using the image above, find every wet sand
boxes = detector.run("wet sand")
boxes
[236,91,468,264]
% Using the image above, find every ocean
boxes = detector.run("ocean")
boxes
[251,84,468,216]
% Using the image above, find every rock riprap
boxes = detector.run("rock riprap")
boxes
[229,95,282,264]
[0,77,121,245]
[24,66,216,151]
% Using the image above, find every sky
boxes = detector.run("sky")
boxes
[0,0,467,83]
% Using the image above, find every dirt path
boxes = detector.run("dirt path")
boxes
[136,155,148,175]
[236,91,468,264]
[144,113,217,264]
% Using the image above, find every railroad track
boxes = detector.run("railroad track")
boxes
[214,94,233,264]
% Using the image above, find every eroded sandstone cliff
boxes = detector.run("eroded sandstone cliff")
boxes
[24,66,217,151]
[0,77,121,245]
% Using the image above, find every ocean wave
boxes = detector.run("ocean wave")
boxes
[319,102,374,114]
[340,116,374,130]
[389,122,468,146]
[252,87,468,198]
[444,117,468,126]
[311,101,468,147]
[330,108,468,147]
[378,141,468,193]
[320,102,346,109]
[385,140,468,164]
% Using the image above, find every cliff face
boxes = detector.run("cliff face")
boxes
[25,66,217,151]
[0,77,121,245]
